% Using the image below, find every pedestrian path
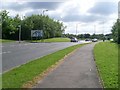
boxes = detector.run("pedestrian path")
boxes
[34,43,102,88]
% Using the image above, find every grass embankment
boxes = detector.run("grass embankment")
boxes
[0,38,70,43]
[2,43,87,88]
[0,39,15,43]
[31,38,70,42]
[94,42,118,88]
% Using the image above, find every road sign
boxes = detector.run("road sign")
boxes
[118,1,120,19]
[31,30,43,37]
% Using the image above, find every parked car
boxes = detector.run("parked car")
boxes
[71,37,78,42]
[92,38,98,42]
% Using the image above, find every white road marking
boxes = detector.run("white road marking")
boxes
[0,51,11,54]
[0,46,4,48]
[90,69,91,71]
[10,45,15,47]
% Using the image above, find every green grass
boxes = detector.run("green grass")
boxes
[30,37,70,42]
[94,42,118,88]
[0,39,15,43]
[2,43,87,88]
[0,75,2,90]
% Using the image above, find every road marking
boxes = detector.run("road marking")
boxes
[90,69,91,71]
[0,46,4,48]
[10,45,15,47]
[0,51,11,54]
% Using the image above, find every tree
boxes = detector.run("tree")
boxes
[1,10,66,40]
[111,19,120,44]
[84,33,90,38]
[0,10,21,40]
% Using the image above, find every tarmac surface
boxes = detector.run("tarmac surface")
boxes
[2,41,88,72]
[34,43,102,88]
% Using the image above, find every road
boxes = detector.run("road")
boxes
[2,41,88,72]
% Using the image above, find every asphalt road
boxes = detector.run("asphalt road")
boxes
[2,40,89,72]
[34,42,102,88]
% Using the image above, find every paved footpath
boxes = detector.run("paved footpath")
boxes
[34,43,102,88]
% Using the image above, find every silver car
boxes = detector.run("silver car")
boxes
[71,37,78,42]
[92,38,98,42]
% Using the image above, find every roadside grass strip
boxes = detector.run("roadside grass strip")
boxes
[2,43,87,88]
[0,75,2,89]
[30,38,70,42]
[94,42,118,88]
[0,39,15,43]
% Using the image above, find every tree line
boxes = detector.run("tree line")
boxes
[0,10,66,40]
[111,19,120,44]
[65,33,112,40]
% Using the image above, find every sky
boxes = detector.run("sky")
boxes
[1,0,119,35]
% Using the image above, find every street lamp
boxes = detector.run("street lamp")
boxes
[42,9,48,16]
[18,25,21,43]
[94,25,96,35]
[18,14,23,43]
[76,23,80,36]
[42,9,48,41]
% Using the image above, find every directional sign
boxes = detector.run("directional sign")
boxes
[31,30,43,37]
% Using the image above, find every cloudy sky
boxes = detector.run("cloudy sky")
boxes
[1,0,119,35]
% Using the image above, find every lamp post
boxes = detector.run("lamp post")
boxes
[18,14,23,43]
[76,23,80,36]
[94,25,96,34]
[18,25,21,43]
[42,9,48,41]
[42,9,48,16]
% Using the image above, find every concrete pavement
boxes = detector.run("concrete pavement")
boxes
[34,43,102,88]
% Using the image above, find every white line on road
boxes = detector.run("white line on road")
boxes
[0,46,4,48]
[0,51,11,55]
[90,69,91,71]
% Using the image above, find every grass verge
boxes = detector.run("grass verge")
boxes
[0,75,2,90]
[94,42,118,88]
[2,43,87,88]
[0,39,15,43]
[29,37,70,42]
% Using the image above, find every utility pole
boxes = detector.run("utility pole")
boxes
[18,25,21,43]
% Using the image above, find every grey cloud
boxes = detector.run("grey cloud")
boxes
[2,2,62,11]
[62,14,107,23]
[25,11,40,16]
[88,2,117,15]
[26,2,62,10]
[2,2,26,11]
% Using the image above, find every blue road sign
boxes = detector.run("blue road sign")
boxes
[31,30,43,37]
